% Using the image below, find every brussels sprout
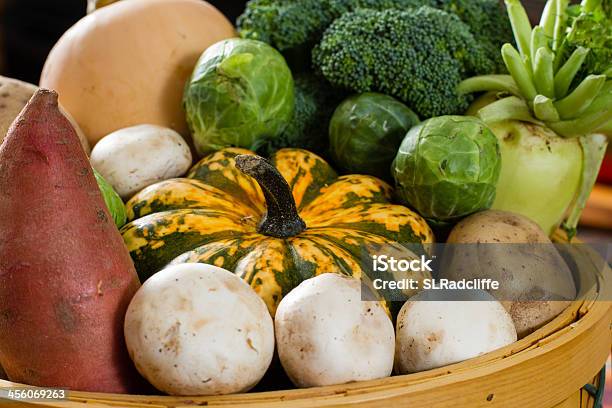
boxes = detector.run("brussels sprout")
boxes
[94,169,127,228]
[392,116,501,222]
[184,38,295,156]
[329,93,419,180]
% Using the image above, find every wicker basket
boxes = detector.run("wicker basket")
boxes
[1,232,610,408]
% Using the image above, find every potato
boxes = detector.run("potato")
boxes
[441,210,576,338]
[446,209,551,244]
[124,263,274,396]
[395,289,517,373]
[91,124,192,199]
[0,76,36,142]
[0,76,90,154]
[275,274,394,388]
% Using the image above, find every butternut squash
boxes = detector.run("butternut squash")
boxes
[40,0,236,146]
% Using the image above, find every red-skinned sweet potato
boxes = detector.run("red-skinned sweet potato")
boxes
[0,89,143,392]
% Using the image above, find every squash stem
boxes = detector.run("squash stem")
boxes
[235,154,306,238]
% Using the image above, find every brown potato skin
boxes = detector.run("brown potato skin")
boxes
[0,90,143,392]
[447,210,550,244]
[443,210,575,338]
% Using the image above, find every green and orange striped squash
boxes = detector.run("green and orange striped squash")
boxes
[121,148,434,314]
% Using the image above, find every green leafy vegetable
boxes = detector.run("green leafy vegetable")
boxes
[392,116,501,222]
[329,92,419,180]
[94,169,127,228]
[183,38,295,156]
[556,0,612,85]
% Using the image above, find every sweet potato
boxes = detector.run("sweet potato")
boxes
[0,90,142,392]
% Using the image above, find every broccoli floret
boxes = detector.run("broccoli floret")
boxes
[237,0,512,72]
[237,0,336,54]
[258,74,345,156]
[434,0,513,73]
[312,7,493,118]
[236,0,417,70]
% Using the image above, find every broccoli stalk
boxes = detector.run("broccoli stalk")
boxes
[312,7,494,118]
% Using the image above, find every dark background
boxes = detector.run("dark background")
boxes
[0,0,248,83]
[0,0,547,84]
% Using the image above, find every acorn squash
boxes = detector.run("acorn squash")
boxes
[122,148,433,314]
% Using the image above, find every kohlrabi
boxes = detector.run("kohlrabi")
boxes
[458,0,610,238]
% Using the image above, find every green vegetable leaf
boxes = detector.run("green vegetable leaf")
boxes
[552,0,570,51]
[548,105,612,137]
[94,169,127,228]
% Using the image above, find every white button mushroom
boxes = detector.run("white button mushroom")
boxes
[124,263,274,396]
[395,289,517,374]
[275,273,395,388]
[91,124,192,199]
